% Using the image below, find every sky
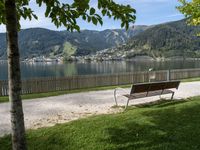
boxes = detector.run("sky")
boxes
[0,0,184,32]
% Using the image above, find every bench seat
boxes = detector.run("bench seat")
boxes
[114,80,180,109]
[123,89,174,99]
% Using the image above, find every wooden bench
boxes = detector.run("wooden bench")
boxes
[114,81,180,109]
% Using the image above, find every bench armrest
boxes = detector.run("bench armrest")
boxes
[114,87,129,106]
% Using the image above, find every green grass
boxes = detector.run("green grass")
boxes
[0,84,131,103]
[1,97,200,150]
[182,77,200,82]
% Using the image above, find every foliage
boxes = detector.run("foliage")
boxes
[178,0,200,26]
[0,0,136,31]
[1,97,200,149]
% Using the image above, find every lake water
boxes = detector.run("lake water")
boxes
[0,60,200,80]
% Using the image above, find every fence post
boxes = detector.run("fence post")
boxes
[0,81,2,96]
[167,69,171,81]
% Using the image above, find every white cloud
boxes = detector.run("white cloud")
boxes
[166,13,184,18]
[0,25,6,33]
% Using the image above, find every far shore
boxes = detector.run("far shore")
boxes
[1,57,200,64]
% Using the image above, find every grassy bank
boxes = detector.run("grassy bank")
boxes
[182,77,200,82]
[1,97,200,149]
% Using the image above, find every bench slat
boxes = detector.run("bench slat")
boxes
[124,89,174,99]
[130,81,180,94]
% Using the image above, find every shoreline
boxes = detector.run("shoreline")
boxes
[1,57,200,64]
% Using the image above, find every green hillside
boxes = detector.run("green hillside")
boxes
[128,19,200,58]
[97,19,200,60]
[0,26,148,59]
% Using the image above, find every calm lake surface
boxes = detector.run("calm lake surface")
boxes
[1,60,200,80]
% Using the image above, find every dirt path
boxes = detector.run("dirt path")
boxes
[0,81,200,137]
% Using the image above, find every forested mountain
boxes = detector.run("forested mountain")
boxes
[97,19,200,60]
[1,19,199,60]
[0,25,148,59]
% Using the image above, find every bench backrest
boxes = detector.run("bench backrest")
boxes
[130,81,180,94]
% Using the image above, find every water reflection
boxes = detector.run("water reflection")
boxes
[0,60,200,80]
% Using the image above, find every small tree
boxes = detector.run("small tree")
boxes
[178,0,200,26]
[0,0,136,149]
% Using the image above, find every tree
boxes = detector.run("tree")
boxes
[0,0,136,149]
[178,0,200,26]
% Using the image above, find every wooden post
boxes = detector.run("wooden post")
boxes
[167,70,171,81]
[0,80,2,96]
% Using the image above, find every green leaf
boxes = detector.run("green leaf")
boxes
[45,6,51,17]
[32,13,38,20]
[102,9,107,16]
[90,8,95,15]
[36,0,42,7]
[92,17,97,25]
[74,25,80,32]
[121,22,125,28]
[97,18,103,26]
[82,15,86,20]
[87,16,91,22]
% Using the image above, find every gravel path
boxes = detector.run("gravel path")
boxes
[0,81,200,137]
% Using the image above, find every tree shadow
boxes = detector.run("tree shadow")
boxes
[101,101,200,150]
[134,99,189,108]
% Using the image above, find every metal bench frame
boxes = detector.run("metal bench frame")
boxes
[114,81,180,109]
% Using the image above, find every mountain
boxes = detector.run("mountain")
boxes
[0,25,148,59]
[95,19,200,60]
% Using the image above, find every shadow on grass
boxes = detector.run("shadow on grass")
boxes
[102,100,200,150]
[133,99,189,108]
[1,98,200,150]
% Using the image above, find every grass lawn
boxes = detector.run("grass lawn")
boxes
[1,97,200,150]
[182,77,200,82]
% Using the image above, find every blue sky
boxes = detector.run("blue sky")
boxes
[0,0,184,32]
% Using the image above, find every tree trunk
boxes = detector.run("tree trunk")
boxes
[5,0,27,150]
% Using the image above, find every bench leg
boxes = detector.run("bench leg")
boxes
[171,92,175,100]
[125,98,130,110]
[114,89,118,106]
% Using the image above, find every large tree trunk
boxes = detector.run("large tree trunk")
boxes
[5,0,27,150]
